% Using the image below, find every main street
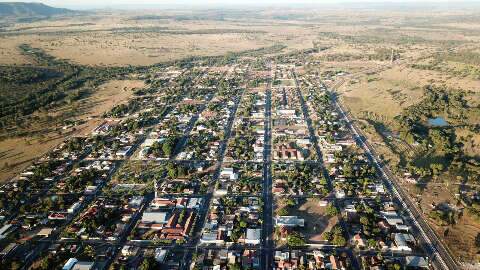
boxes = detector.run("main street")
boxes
[261,65,274,270]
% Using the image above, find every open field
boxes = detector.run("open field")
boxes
[275,198,338,244]
[0,13,318,66]
[338,64,480,120]
[403,180,480,262]
[0,36,32,64]
[4,8,480,67]
[76,79,144,128]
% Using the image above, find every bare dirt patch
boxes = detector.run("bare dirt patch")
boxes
[276,198,338,244]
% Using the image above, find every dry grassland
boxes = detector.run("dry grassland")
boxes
[0,79,143,182]
[0,14,317,66]
[0,36,32,65]
[403,181,480,262]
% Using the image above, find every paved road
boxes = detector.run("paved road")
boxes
[261,69,274,270]
[172,93,215,158]
[330,89,458,270]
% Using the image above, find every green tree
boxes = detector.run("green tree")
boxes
[139,258,151,270]
[287,232,306,247]
[286,198,296,207]
[177,166,187,177]
[277,208,288,216]
[360,216,370,226]
[228,263,242,270]
[326,203,339,216]
[84,245,95,259]
[430,163,444,175]
[332,234,346,246]
[162,138,175,157]
[10,261,21,270]
[39,257,50,270]
[239,220,247,228]
[322,231,332,241]
[166,163,177,178]
[367,238,377,249]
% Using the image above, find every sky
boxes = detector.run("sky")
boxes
[0,0,475,4]
[1,0,479,9]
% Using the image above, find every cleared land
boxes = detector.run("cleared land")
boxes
[275,198,338,245]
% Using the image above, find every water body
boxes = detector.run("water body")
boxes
[428,117,448,127]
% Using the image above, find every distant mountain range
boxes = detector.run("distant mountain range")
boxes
[0,2,72,17]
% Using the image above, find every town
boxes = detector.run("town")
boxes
[0,51,446,270]
[5,0,480,268]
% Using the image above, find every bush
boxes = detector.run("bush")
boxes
[287,232,306,247]
[332,234,346,246]
[277,208,288,216]
[326,203,339,216]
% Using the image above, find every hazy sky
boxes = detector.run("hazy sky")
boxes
[1,0,477,9]
[0,0,480,9]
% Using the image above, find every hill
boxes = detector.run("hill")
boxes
[0,2,71,17]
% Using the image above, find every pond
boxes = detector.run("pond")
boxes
[428,117,448,127]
